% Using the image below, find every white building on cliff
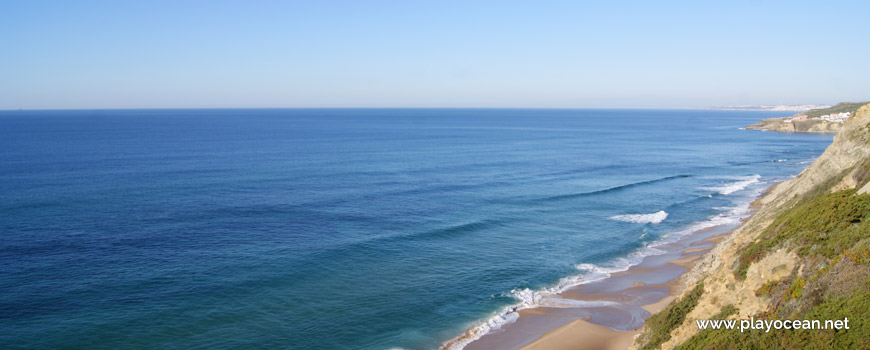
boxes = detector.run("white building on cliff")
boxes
[819,112,851,123]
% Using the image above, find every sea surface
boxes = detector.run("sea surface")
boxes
[0,109,833,349]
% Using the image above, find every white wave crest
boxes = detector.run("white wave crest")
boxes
[609,210,668,224]
[441,243,692,350]
[650,195,757,248]
[698,174,761,195]
[440,258,646,350]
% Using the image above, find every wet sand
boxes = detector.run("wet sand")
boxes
[461,223,736,350]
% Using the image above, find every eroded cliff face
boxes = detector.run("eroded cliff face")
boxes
[745,117,842,133]
[632,104,870,349]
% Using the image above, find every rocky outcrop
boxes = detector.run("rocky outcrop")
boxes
[744,117,842,133]
[632,103,870,349]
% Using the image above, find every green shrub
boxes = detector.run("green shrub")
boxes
[735,190,870,279]
[637,283,705,350]
[755,280,781,297]
[713,304,738,319]
[678,284,870,350]
[786,277,806,300]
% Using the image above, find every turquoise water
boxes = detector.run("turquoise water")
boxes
[0,109,832,349]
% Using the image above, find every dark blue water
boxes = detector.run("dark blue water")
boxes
[0,109,832,349]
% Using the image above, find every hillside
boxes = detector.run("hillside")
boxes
[805,102,870,119]
[633,103,870,349]
[744,102,869,134]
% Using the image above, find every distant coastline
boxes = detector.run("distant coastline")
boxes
[743,102,868,134]
[697,104,831,112]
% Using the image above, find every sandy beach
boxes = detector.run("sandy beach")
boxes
[461,223,735,350]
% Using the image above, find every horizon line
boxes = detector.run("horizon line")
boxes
[0,106,800,112]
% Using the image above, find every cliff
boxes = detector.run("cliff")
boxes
[633,103,870,349]
[744,117,842,133]
[744,102,868,134]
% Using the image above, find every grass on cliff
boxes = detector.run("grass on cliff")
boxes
[734,190,870,279]
[672,305,737,350]
[636,282,704,350]
[676,187,870,349]
[675,280,870,350]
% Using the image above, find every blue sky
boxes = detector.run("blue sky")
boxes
[2,0,868,109]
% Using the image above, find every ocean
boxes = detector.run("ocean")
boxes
[0,109,833,349]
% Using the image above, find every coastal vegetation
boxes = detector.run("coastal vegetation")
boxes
[734,190,870,279]
[671,305,737,350]
[713,187,870,349]
[674,285,870,349]
[636,283,705,350]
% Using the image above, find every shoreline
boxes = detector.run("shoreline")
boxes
[521,232,731,350]
[441,186,771,350]
[453,219,742,350]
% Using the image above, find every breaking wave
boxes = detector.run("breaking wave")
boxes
[439,249,661,350]
[609,210,668,224]
[697,174,761,195]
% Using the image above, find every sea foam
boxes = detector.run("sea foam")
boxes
[609,210,668,224]
[441,245,666,350]
[698,174,761,195]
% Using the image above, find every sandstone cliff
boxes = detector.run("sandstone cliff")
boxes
[633,103,870,349]
[744,117,842,133]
